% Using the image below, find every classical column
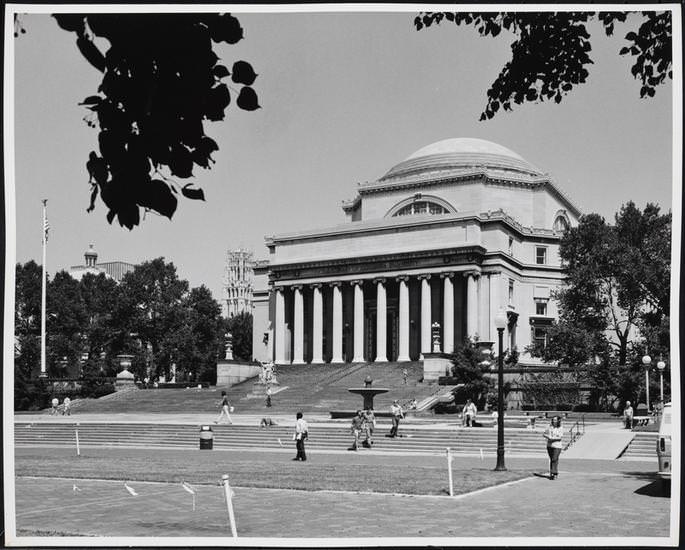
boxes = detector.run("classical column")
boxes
[331,282,343,363]
[274,286,286,364]
[352,281,365,362]
[466,272,479,339]
[311,284,323,364]
[442,272,454,354]
[419,274,432,355]
[397,276,410,362]
[292,285,305,364]
[375,278,387,362]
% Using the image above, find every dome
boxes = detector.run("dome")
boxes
[380,138,543,182]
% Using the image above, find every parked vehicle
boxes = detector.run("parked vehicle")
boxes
[656,402,671,484]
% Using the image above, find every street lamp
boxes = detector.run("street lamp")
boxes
[494,308,508,471]
[657,358,666,403]
[642,354,651,410]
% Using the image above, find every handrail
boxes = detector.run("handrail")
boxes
[564,414,585,450]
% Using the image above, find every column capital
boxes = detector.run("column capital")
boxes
[417,273,431,281]
[396,275,409,283]
[350,279,364,287]
[463,270,480,279]
[310,283,323,289]
[329,281,342,288]
[292,284,303,291]
[440,272,455,279]
[273,285,285,292]
[373,277,386,284]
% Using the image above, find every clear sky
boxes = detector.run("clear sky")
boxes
[11,8,675,303]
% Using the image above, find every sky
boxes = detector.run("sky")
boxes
[10,7,676,304]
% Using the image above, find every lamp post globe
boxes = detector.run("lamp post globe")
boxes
[642,355,652,411]
[493,308,507,471]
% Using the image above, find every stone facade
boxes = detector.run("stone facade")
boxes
[252,138,581,366]
[223,249,255,318]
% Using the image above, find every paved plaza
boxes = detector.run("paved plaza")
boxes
[12,447,671,540]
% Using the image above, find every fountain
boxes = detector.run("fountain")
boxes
[348,376,389,410]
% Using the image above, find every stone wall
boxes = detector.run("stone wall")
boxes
[216,360,261,388]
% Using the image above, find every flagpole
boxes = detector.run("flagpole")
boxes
[40,199,47,378]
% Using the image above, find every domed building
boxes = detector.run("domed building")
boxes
[251,138,581,373]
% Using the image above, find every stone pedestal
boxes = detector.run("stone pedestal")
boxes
[115,369,136,390]
[422,352,453,382]
[216,360,261,388]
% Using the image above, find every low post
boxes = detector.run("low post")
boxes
[221,474,238,538]
[75,423,80,456]
[446,447,453,497]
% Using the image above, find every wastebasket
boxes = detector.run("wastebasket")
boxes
[199,425,214,450]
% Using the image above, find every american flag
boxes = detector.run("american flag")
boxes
[42,199,49,242]
[44,218,50,242]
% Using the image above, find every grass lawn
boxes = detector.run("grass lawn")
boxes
[15,447,532,496]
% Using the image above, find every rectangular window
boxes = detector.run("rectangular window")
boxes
[508,279,514,304]
[508,236,514,256]
[535,300,548,316]
[536,247,547,265]
[533,327,548,350]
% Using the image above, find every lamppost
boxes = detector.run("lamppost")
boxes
[494,308,508,471]
[657,357,666,403]
[642,354,651,410]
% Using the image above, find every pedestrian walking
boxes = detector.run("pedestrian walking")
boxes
[293,412,308,461]
[362,408,376,447]
[214,391,234,424]
[462,398,477,427]
[543,416,564,480]
[349,410,365,450]
[62,397,71,416]
[402,368,408,385]
[265,385,272,408]
[50,397,59,415]
[388,400,404,438]
[623,400,634,429]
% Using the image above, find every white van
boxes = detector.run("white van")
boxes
[656,402,671,483]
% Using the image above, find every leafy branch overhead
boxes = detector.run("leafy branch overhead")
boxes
[53,13,260,229]
[414,11,672,120]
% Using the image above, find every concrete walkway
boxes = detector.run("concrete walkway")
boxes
[563,421,634,459]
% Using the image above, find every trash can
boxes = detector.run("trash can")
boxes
[199,425,214,450]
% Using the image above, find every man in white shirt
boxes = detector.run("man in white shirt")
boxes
[293,411,308,461]
[463,399,477,427]
[389,400,403,437]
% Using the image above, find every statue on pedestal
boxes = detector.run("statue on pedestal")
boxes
[225,332,234,361]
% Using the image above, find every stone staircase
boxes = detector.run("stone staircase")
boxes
[71,362,430,415]
[14,421,567,456]
[619,432,657,459]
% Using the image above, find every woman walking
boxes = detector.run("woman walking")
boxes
[214,391,233,424]
[543,416,564,479]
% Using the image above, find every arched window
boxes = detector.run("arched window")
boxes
[553,214,570,233]
[392,200,450,217]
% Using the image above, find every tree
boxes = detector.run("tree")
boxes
[46,271,87,377]
[52,13,260,229]
[448,339,496,408]
[118,258,189,379]
[14,261,42,378]
[225,311,253,362]
[175,285,225,382]
[532,202,671,408]
[414,11,672,120]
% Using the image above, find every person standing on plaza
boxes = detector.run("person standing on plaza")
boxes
[463,398,477,427]
[62,397,71,416]
[214,391,233,424]
[50,397,59,415]
[543,416,564,479]
[266,385,272,408]
[388,400,404,438]
[623,400,634,429]
[293,412,308,461]
[350,410,365,450]
[402,368,408,385]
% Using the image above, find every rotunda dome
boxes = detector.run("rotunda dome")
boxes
[380,138,543,181]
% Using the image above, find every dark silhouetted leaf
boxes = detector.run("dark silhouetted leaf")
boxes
[231,60,257,85]
[138,179,178,218]
[76,36,105,72]
[53,14,85,34]
[79,95,102,106]
[213,65,230,79]
[237,86,260,111]
[182,184,205,201]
